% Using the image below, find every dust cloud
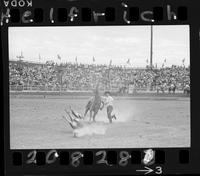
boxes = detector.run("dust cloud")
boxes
[73,122,108,137]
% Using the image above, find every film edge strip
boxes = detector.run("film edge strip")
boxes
[0,1,188,26]
[11,148,190,173]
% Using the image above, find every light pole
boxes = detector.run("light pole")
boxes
[150,25,153,69]
[16,51,24,61]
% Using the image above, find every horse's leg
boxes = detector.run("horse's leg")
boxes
[84,107,89,117]
[89,110,93,122]
[84,100,92,117]
[92,110,98,122]
[62,115,75,129]
[65,109,74,122]
[70,107,79,118]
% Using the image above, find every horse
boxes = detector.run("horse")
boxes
[183,84,190,95]
[168,84,176,93]
[84,83,104,122]
[62,107,107,137]
[156,84,165,93]
[62,107,84,130]
[118,86,127,94]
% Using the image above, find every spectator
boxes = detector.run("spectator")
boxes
[9,60,190,92]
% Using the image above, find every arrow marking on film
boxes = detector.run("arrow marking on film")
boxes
[136,166,154,175]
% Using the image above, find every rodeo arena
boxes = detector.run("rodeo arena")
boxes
[9,55,190,149]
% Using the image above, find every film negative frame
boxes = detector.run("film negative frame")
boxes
[1,0,200,175]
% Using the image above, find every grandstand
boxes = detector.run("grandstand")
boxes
[9,60,190,94]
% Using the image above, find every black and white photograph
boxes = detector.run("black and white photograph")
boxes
[9,25,190,149]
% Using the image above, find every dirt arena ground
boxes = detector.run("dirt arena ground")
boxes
[10,95,190,149]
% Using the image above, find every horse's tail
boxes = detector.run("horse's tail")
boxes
[95,82,99,92]
[94,82,100,98]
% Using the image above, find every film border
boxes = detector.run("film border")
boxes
[1,0,200,175]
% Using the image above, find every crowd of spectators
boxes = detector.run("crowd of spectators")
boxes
[9,60,190,92]
[9,61,59,90]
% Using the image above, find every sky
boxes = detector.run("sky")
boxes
[9,25,190,68]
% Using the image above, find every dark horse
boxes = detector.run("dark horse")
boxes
[156,84,165,93]
[168,84,176,93]
[183,84,190,95]
[118,86,128,94]
[84,83,104,122]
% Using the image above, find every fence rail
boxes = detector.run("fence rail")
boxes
[9,85,121,92]
[9,85,185,93]
[9,85,150,92]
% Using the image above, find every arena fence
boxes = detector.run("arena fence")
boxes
[9,85,185,94]
[9,85,118,92]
